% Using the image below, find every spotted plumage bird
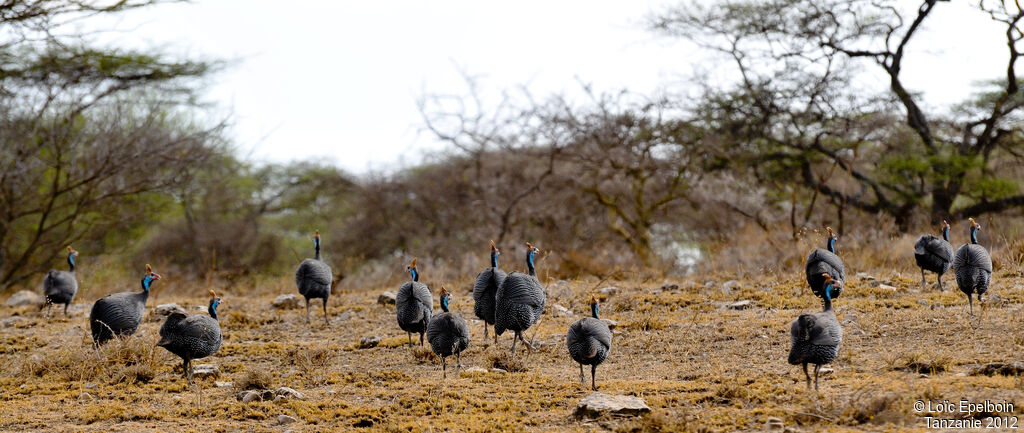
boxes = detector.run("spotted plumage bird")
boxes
[396,258,433,346]
[473,240,506,343]
[43,246,79,317]
[953,218,992,316]
[914,220,954,291]
[566,296,612,390]
[805,227,844,300]
[295,230,333,325]
[158,290,223,384]
[494,242,546,359]
[788,274,842,391]
[426,287,470,378]
[89,264,161,346]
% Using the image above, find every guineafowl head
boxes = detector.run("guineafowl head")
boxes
[590,296,600,319]
[825,227,837,253]
[490,240,500,268]
[141,264,161,292]
[820,273,836,311]
[208,289,223,319]
[439,286,450,313]
[525,242,540,275]
[66,245,78,271]
[942,220,951,241]
[968,218,981,244]
[407,257,419,282]
[314,230,322,259]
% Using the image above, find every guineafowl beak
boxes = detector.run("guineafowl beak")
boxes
[151,273,162,280]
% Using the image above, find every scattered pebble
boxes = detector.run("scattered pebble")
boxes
[192,364,219,379]
[552,304,570,316]
[726,300,753,310]
[660,283,679,291]
[599,286,619,296]
[214,381,234,388]
[601,318,617,330]
[377,292,396,306]
[77,392,94,401]
[463,366,488,374]
[969,362,1024,376]
[818,366,834,376]
[359,336,380,349]
[275,387,305,400]
[855,272,876,281]
[766,416,784,431]
[489,368,508,374]
[338,310,354,321]
[278,415,297,425]
[272,294,301,309]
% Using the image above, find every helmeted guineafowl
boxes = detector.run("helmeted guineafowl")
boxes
[426,287,470,378]
[43,245,79,317]
[494,242,546,359]
[295,230,333,325]
[158,290,223,384]
[89,264,161,346]
[566,296,612,390]
[396,257,432,346]
[788,273,842,391]
[473,240,506,344]
[805,227,845,299]
[914,220,954,291]
[953,218,992,316]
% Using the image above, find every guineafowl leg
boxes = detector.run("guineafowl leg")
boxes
[802,363,811,389]
[305,299,311,324]
[519,332,535,351]
[484,323,489,341]
[920,269,926,291]
[510,333,519,360]
[456,352,461,375]
[407,332,413,347]
[63,303,69,316]
[322,298,329,326]
[968,294,975,316]
[579,364,585,385]
[420,332,425,346]
[813,364,821,391]
[591,365,598,391]
[938,275,944,292]
[442,357,447,379]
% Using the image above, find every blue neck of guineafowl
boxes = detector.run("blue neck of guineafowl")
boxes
[527,251,536,276]
[67,254,76,272]
[942,226,950,241]
[440,295,449,313]
[141,275,154,293]
[590,302,599,319]
[827,237,836,253]
[209,300,219,319]
[490,252,498,268]
[970,227,978,244]
[410,268,418,282]
[823,284,833,312]
[314,238,321,260]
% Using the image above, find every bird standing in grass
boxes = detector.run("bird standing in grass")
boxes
[426,287,470,378]
[43,246,79,317]
[473,240,506,344]
[396,258,433,346]
[158,290,223,384]
[494,242,546,359]
[805,227,844,300]
[566,296,612,390]
[953,218,992,316]
[914,220,954,291]
[89,264,161,346]
[788,274,842,391]
[295,230,333,325]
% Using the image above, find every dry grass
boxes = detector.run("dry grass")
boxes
[1,266,1023,432]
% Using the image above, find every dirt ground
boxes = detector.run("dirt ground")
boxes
[1,269,1022,432]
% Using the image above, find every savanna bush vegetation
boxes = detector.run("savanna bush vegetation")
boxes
[3,0,1024,293]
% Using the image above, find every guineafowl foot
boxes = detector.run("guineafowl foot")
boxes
[813,364,821,391]
[802,363,811,390]
[63,303,69,316]
[407,333,413,347]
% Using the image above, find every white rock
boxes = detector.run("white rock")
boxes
[726,300,754,310]
[463,366,487,374]
[878,284,897,291]
[155,303,186,316]
[275,387,305,400]
[278,414,297,425]
[4,290,44,308]
[600,286,619,296]
[766,416,784,431]
[77,392,95,401]
[338,310,353,321]
[489,368,508,374]
[855,272,876,281]
[214,381,234,388]
[552,304,570,315]
[359,336,380,349]
[818,366,834,376]
[272,294,301,309]
[575,393,650,418]
[191,364,218,379]
[601,318,618,330]
[377,292,396,306]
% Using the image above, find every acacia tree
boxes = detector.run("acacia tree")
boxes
[0,1,222,288]
[652,0,1024,229]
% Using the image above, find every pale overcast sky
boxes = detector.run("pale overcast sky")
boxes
[85,1,1010,174]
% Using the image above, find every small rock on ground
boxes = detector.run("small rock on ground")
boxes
[275,387,305,400]
[489,368,508,374]
[272,294,301,309]
[766,416,784,430]
[601,318,618,330]
[377,292,396,306]
[4,290,44,308]
[726,300,753,310]
[214,381,233,388]
[359,336,380,349]
[552,304,570,315]
[575,393,650,418]
[463,366,487,374]
[155,303,187,316]
[599,286,619,296]
[77,392,94,401]
[338,310,354,321]
[191,364,218,379]
[660,283,679,291]
[969,362,1024,376]
[278,415,297,425]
